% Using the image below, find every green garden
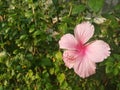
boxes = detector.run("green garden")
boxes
[0,0,120,90]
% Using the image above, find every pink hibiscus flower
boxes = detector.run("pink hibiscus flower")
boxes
[59,21,110,78]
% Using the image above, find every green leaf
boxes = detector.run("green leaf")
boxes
[40,58,52,66]
[29,27,35,33]
[25,11,33,18]
[113,54,120,60]
[57,73,65,85]
[105,58,114,74]
[33,30,41,37]
[117,63,120,69]
[88,0,104,12]
[55,51,62,60]
[99,85,105,90]
[106,64,113,74]
[61,81,68,89]
[19,34,28,40]
[58,23,67,34]
[52,0,58,6]
[113,68,119,76]
[0,51,7,63]
[0,51,7,58]
[49,68,54,75]
[27,70,33,78]
[0,86,3,90]
[72,4,85,15]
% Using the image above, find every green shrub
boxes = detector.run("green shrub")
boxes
[0,0,120,89]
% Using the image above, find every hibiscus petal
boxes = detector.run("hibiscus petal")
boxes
[74,21,94,44]
[59,34,78,50]
[63,50,79,69]
[74,56,96,78]
[86,40,110,62]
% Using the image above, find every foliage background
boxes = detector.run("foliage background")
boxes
[0,0,120,90]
